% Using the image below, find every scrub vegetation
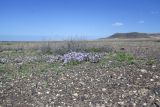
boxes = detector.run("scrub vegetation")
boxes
[0,38,160,106]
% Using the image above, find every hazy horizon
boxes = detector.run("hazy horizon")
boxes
[1,0,160,41]
[1,31,160,41]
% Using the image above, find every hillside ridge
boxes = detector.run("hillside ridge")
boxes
[106,32,160,39]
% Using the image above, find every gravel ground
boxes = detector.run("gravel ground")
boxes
[0,59,160,107]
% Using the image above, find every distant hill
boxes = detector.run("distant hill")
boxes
[106,32,160,39]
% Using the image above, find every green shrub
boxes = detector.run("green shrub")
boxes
[67,60,80,66]
[85,45,113,53]
[0,63,5,73]
[114,52,135,64]
[105,52,134,64]
[85,47,100,52]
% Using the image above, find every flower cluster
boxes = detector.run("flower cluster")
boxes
[62,52,101,64]
[62,52,89,64]
[0,52,102,65]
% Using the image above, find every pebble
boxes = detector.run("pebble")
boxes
[141,69,147,73]
[102,88,107,92]
[109,61,112,63]
[152,65,156,68]
[37,92,42,95]
[133,103,136,107]
[56,94,60,97]
[118,101,124,105]
[73,93,78,97]
[150,79,154,81]
[143,103,147,106]
[46,91,50,94]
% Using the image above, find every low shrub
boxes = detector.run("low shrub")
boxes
[146,59,155,65]
[113,52,135,64]
[85,47,100,52]
[53,46,68,55]
[85,45,113,53]
[45,40,87,55]
[67,60,81,66]
[40,42,53,54]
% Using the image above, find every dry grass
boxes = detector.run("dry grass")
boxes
[1,38,160,57]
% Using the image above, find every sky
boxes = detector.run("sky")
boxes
[0,0,160,41]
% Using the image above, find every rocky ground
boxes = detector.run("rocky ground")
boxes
[0,51,160,107]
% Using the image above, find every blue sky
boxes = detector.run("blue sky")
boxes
[0,0,160,41]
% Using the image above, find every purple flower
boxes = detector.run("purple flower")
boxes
[62,52,101,64]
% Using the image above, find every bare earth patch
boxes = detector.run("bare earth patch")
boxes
[0,60,160,107]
